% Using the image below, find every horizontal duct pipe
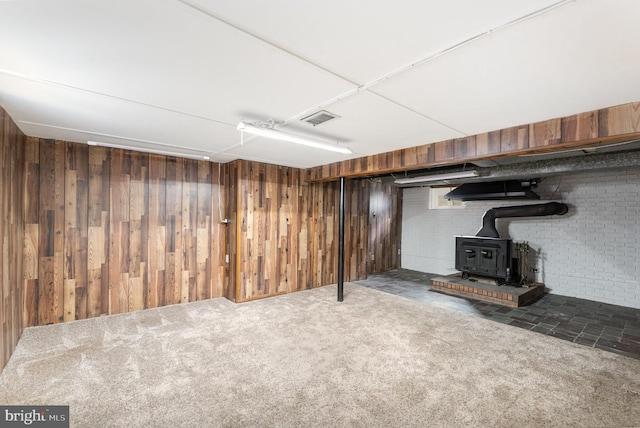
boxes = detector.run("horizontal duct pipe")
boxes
[390,148,640,188]
[479,148,640,182]
[477,202,569,238]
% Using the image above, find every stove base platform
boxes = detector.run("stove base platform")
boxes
[430,274,545,307]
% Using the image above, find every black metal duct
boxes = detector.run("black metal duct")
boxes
[445,180,540,201]
[476,202,569,238]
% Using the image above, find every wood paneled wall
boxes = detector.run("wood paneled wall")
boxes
[307,101,640,181]
[368,180,402,274]
[24,139,227,326]
[1,108,25,371]
[227,160,379,302]
[11,126,403,329]
[22,148,403,319]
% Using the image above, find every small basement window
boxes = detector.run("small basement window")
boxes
[429,186,466,210]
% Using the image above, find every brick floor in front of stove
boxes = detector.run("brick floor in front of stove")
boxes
[354,269,640,360]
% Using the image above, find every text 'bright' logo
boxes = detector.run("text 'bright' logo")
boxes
[4,409,47,425]
[1,406,69,427]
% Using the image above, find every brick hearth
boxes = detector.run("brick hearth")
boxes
[430,274,545,307]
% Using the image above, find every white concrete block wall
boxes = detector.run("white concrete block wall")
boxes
[401,166,640,309]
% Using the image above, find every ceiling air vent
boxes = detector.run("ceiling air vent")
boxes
[301,110,339,126]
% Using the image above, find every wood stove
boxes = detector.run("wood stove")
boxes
[455,202,568,284]
[455,236,512,283]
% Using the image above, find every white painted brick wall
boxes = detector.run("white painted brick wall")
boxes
[401,166,640,309]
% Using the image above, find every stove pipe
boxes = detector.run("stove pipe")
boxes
[476,202,569,238]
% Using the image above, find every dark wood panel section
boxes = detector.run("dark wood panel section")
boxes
[500,125,529,153]
[23,137,39,328]
[228,160,384,303]
[37,140,65,325]
[226,160,239,302]
[346,179,369,279]
[64,143,89,322]
[1,108,26,372]
[454,136,477,159]
[3,105,403,344]
[562,111,598,142]
[530,118,562,148]
[294,168,313,292]
[234,161,307,301]
[475,131,501,156]
[87,146,109,318]
[24,140,227,326]
[310,180,337,293]
[211,162,228,299]
[434,140,455,163]
[147,154,166,310]
[368,181,402,274]
[599,102,640,136]
[19,137,402,321]
[306,101,640,182]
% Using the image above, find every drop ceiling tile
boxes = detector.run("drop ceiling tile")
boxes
[373,0,640,136]
[0,0,355,125]
[189,0,567,84]
[283,91,463,156]
[0,74,237,156]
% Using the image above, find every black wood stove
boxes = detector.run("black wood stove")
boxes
[455,236,512,282]
[455,202,568,284]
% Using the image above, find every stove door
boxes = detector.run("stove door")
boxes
[455,237,511,281]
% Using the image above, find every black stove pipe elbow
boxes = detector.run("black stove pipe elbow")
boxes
[476,202,569,238]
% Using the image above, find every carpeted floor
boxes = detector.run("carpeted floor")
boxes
[1,283,640,427]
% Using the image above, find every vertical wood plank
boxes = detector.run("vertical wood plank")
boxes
[599,102,640,137]
[64,142,89,321]
[475,131,501,156]
[23,137,39,327]
[210,162,226,298]
[529,118,562,148]
[367,180,402,274]
[561,111,598,142]
[501,125,529,152]
[37,140,65,324]
[109,149,130,315]
[454,136,476,159]
[129,151,147,311]
[196,160,212,300]
[87,146,109,318]
[183,159,198,302]
[165,157,183,306]
[434,140,455,163]
[147,154,166,309]
[1,108,26,371]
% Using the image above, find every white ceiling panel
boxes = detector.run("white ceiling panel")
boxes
[190,0,567,84]
[0,74,238,161]
[1,0,639,170]
[373,0,640,136]
[282,91,464,158]
[0,0,355,124]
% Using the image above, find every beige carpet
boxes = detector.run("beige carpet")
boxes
[1,283,639,427]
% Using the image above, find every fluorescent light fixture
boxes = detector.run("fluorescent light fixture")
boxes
[237,121,352,154]
[87,141,210,161]
[394,170,478,185]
